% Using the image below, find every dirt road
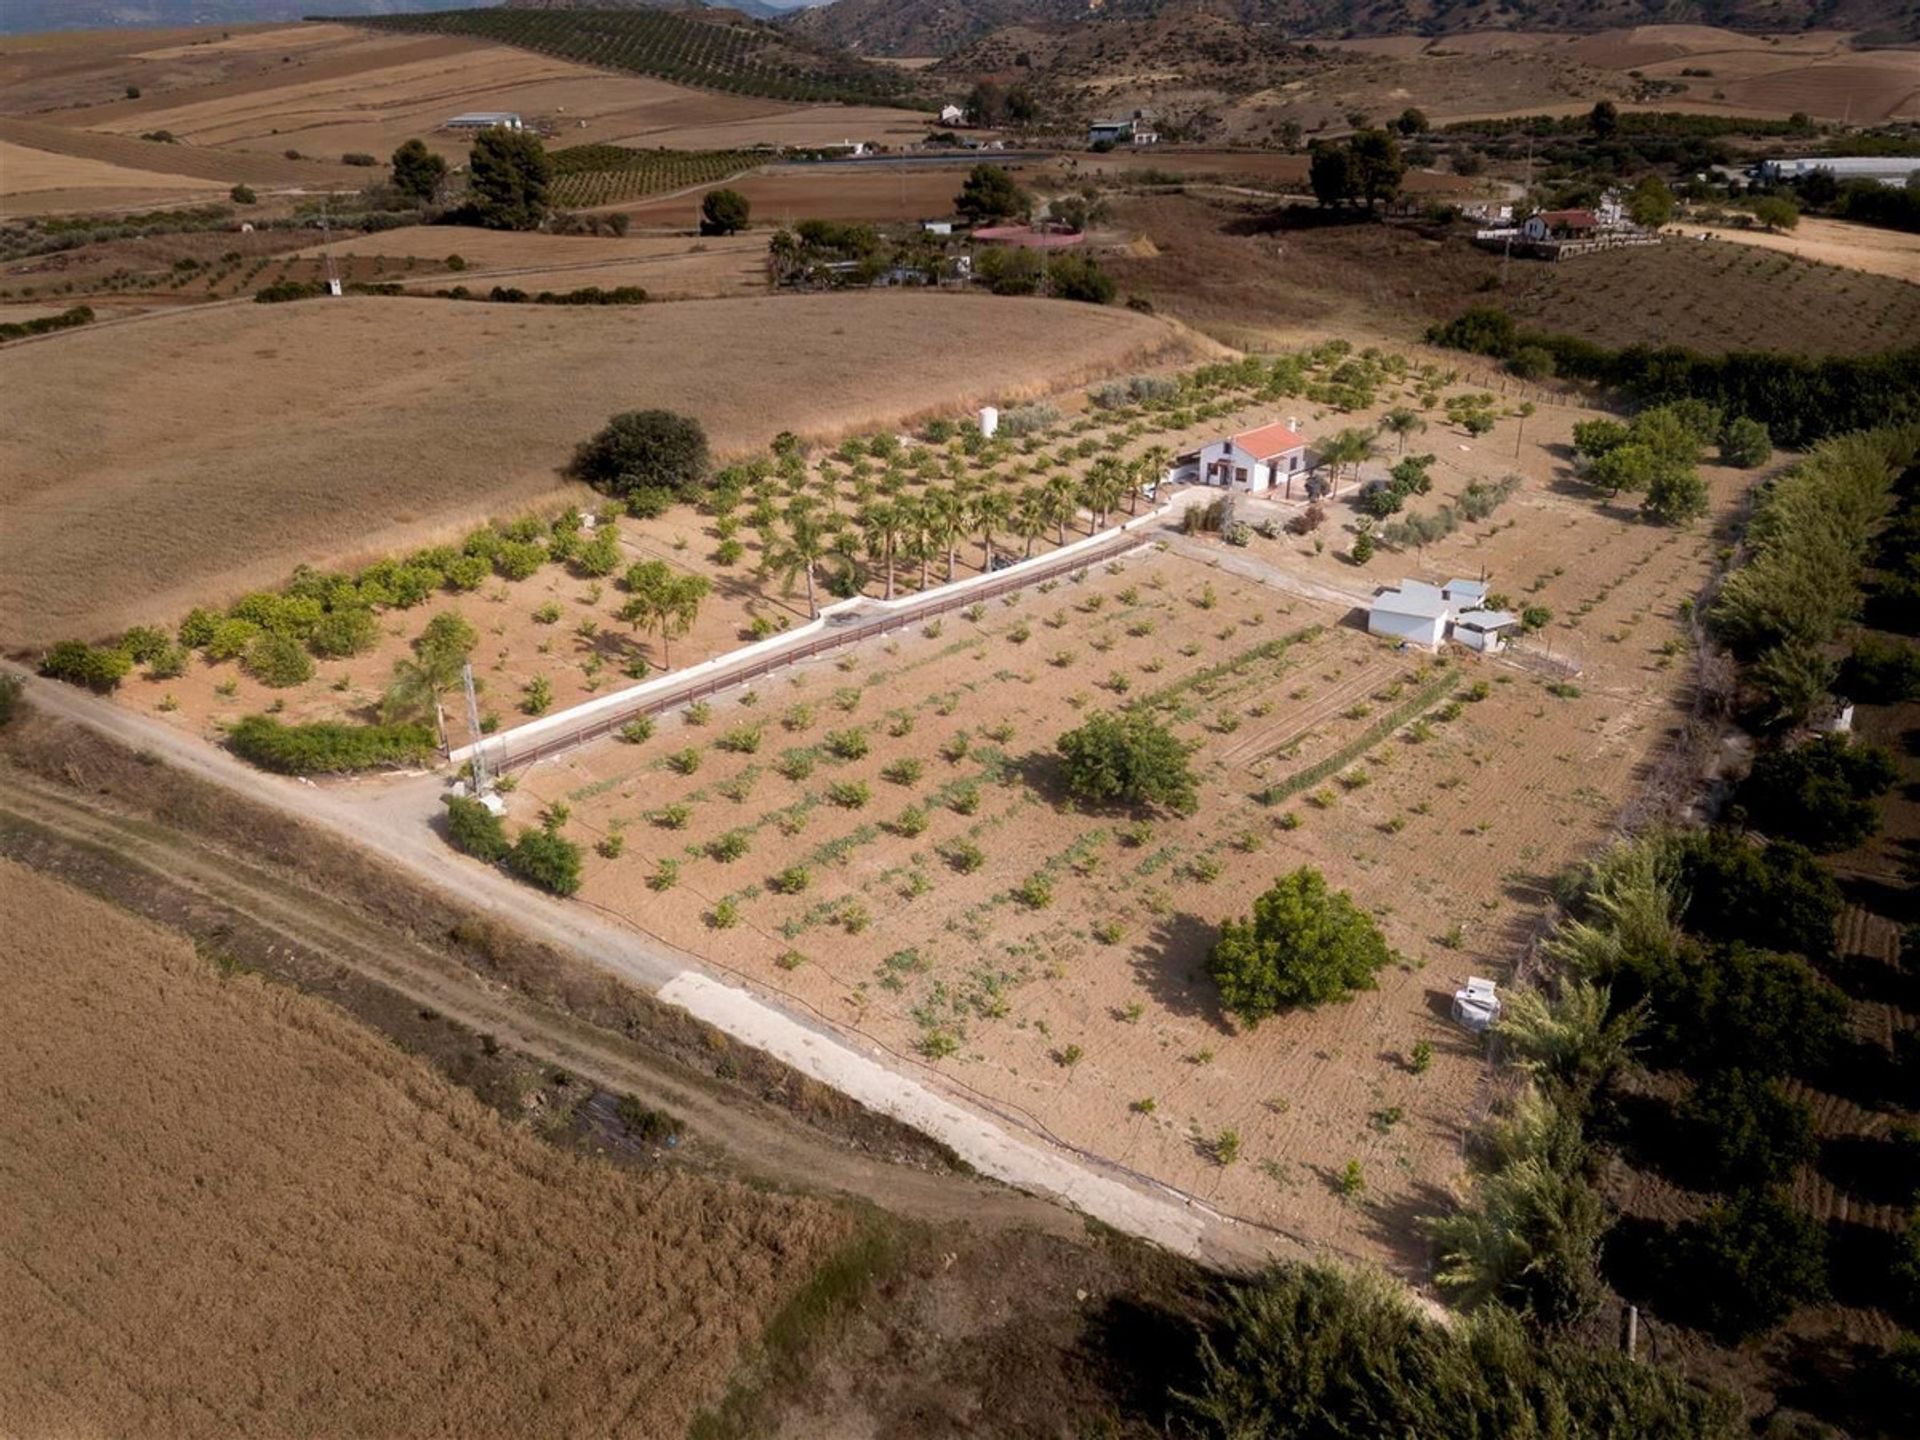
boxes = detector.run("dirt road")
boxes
[3,665,1282,1271]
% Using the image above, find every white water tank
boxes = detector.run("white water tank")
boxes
[980,406,998,438]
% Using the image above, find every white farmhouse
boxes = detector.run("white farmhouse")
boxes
[939,104,967,126]
[1194,421,1310,496]
[1366,580,1453,650]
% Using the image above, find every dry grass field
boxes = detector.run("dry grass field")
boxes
[1304,25,1919,130]
[0,291,1203,649]
[0,859,849,1439]
[477,375,1742,1271]
[0,21,934,200]
[619,166,971,227]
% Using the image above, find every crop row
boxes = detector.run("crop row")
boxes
[548,147,760,209]
[349,9,929,107]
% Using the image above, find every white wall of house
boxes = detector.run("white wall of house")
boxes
[1196,440,1307,495]
[1366,607,1447,650]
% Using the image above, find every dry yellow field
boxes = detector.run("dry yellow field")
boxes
[1680,215,1920,285]
[0,860,848,1439]
[3,20,933,183]
[0,291,1203,647]
[0,137,229,215]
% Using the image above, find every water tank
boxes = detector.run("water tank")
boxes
[980,406,998,438]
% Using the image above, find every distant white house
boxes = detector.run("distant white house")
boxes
[1191,421,1310,497]
[447,111,523,131]
[939,104,967,126]
[1367,577,1501,651]
[1088,117,1159,148]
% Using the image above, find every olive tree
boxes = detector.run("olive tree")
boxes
[571,410,710,499]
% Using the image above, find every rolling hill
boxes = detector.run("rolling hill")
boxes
[785,0,1920,56]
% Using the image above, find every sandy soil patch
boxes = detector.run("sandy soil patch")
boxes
[0,137,225,202]
[505,395,1736,1269]
[1718,58,1920,123]
[0,291,1201,647]
[1677,215,1920,285]
[0,860,847,1440]
[600,101,937,152]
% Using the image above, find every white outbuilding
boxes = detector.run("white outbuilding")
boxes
[1453,608,1519,654]
[1366,580,1453,650]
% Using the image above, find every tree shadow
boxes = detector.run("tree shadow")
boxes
[1826,1214,1910,1315]
[1813,1037,1904,1113]
[1599,1213,1689,1325]
[1220,207,1382,238]
[1600,1090,1700,1189]
[1821,948,1912,1009]
[1132,911,1230,1028]
[1077,1294,1207,1430]
[1769,1331,1904,1440]
[1818,1135,1920,1211]
[1357,1177,1456,1282]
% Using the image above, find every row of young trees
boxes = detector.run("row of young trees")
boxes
[1429,305,1920,449]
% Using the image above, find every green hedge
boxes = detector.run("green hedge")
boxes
[0,304,94,342]
[229,715,435,774]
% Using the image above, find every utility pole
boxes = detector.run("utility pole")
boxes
[462,662,490,800]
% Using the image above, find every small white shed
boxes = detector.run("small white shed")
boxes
[1367,580,1452,651]
[1454,608,1519,654]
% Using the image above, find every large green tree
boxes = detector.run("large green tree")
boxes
[1349,129,1407,209]
[700,187,750,235]
[955,163,1029,223]
[571,410,710,498]
[1307,141,1355,208]
[390,137,447,204]
[466,127,551,231]
[1207,867,1391,1024]
[1056,709,1197,815]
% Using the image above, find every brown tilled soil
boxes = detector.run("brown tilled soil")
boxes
[0,858,851,1440]
[0,290,1201,648]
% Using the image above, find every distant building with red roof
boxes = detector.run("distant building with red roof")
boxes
[1188,419,1312,497]
[1523,209,1600,240]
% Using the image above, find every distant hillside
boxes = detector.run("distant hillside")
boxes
[785,0,1920,56]
[350,5,931,104]
[0,0,479,36]
[505,0,790,25]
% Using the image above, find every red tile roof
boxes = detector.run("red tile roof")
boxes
[1535,209,1598,228]
[1230,421,1307,460]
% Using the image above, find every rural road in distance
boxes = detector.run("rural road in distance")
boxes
[9,665,1291,1273]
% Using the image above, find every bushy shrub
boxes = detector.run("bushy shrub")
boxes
[1719,416,1771,468]
[1840,635,1920,703]
[444,794,509,862]
[1186,1262,1740,1439]
[1674,829,1838,962]
[1666,1187,1827,1341]
[39,641,132,691]
[1677,1070,1816,1190]
[571,409,710,499]
[307,607,380,659]
[1207,867,1391,1024]
[243,631,315,688]
[506,827,582,896]
[1737,735,1898,852]
[228,715,434,774]
[1057,709,1197,815]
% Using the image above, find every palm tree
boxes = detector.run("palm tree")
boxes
[1317,427,1377,496]
[1084,456,1127,530]
[859,501,904,600]
[896,494,934,591]
[1043,472,1079,547]
[1382,406,1427,454]
[926,487,967,583]
[382,651,462,751]
[1014,487,1050,559]
[768,501,829,618]
[973,486,1013,571]
[1133,445,1172,514]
